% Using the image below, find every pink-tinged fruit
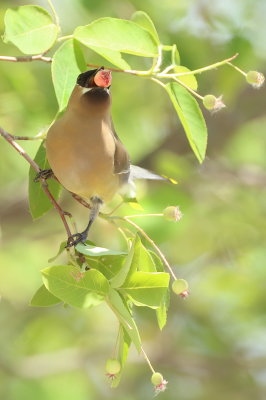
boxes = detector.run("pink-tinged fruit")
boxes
[94,70,112,88]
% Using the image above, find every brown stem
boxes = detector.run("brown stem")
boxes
[0,126,72,239]
[0,55,52,63]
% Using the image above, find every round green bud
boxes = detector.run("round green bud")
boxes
[246,71,265,88]
[203,95,216,110]
[163,206,182,222]
[151,372,164,386]
[172,279,189,295]
[105,359,121,375]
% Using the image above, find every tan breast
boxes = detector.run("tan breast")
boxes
[46,112,119,202]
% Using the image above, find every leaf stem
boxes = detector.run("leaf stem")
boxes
[159,53,239,77]
[125,213,164,218]
[141,347,155,374]
[173,77,204,100]
[226,61,247,77]
[57,35,74,42]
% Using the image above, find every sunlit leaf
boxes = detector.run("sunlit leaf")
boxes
[132,235,157,273]
[107,289,141,351]
[42,265,109,308]
[28,142,61,219]
[75,243,127,257]
[165,82,207,163]
[110,238,136,288]
[30,284,61,307]
[3,5,58,54]
[74,17,158,57]
[156,289,170,330]
[48,241,67,263]
[174,66,198,90]
[52,39,86,112]
[84,255,126,280]
[131,11,160,45]
[89,46,131,70]
[120,271,170,308]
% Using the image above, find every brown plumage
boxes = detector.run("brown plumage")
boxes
[45,68,168,246]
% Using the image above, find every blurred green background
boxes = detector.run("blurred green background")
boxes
[0,0,266,399]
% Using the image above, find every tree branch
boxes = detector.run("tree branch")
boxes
[0,126,72,239]
[0,54,52,63]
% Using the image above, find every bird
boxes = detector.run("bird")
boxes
[45,67,171,247]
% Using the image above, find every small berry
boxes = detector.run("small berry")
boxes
[172,279,188,295]
[151,372,164,386]
[151,373,168,396]
[94,70,112,87]
[203,95,225,112]
[163,206,183,222]
[105,358,121,375]
[246,71,265,88]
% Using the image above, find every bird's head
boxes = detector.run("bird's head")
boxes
[74,67,112,113]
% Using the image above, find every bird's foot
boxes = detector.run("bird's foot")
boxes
[66,231,88,248]
[34,169,54,182]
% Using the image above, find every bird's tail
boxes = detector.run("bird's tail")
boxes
[129,165,177,184]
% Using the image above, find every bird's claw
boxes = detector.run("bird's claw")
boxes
[66,232,87,248]
[34,169,54,182]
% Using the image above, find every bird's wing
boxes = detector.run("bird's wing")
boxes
[110,119,131,181]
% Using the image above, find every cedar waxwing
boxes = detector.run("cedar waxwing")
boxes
[45,67,168,246]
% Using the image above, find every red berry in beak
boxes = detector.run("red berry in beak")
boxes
[94,70,112,88]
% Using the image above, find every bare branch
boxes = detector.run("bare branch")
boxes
[0,126,72,239]
[0,54,52,63]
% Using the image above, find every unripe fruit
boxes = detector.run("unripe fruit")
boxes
[246,71,265,88]
[203,94,216,110]
[163,206,182,222]
[105,358,121,375]
[151,372,164,386]
[172,279,188,295]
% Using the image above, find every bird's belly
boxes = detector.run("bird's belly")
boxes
[46,126,119,202]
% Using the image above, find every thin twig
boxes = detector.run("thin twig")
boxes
[141,347,155,374]
[158,53,239,78]
[0,55,52,63]
[0,126,72,239]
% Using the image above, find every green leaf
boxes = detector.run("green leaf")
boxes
[110,238,136,288]
[28,142,61,219]
[76,243,127,257]
[88,46,131,70]
[120,271,170,308]
[48,241,67,263]
[107,289,141,352]
[156,289,170,330]
[74,17,158,57]
[111,325,131,388]
[84,255,126,280]
[149,250,164,272]
[42,265,109,308]
[3,5,58,54]
[165,82,207,163]
[131,11,160,45]
[174,66,198,90]
[30,284,61,307]
[52,39,86,112]
[132,235,157,273]
[171,44,180,66]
